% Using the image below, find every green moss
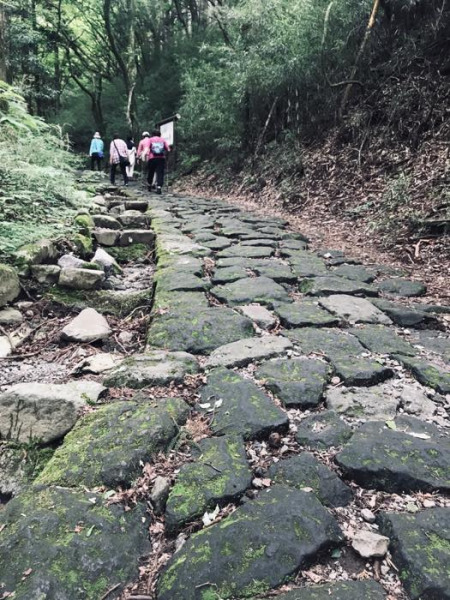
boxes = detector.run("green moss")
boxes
[107,243,149,263]
[74,214,94,233]
[46,286,152,317]
[72,233,93,258]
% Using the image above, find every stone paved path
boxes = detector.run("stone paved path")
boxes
[0,186,449,599]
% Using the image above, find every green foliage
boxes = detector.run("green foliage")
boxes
[0,82,87,258]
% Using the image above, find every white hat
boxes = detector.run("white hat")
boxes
[94,132,101,138]
[142,131,150,137]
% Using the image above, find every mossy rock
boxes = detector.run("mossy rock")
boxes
[165,436,252,534]
[148,306,254,355]
[269,452,352,508]
[37,398,189,488]
[269,580,387,599]
[0,485,151,599]
[378,508,450,599]
[283,327,364,358]
[74,213,94,234]
[12,239,57,268]
[0,443,54,496]
[256,358,329,408]
[46,286,152,317]
[296,411,353,449]
[300,276,377,297]
[0,263,20,308]
[210,276,290,308]
[275,301,340,328]
[331,356,394,386]
[198,368,288,440]
[107,243,150,263]
[336,421,450,493]
[393,355,450,394]
[350,325,417,356]
[158,486,343,600]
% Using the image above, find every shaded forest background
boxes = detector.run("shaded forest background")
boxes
[0,0,449,265]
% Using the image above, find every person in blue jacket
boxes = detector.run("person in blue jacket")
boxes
[89,132,104,171]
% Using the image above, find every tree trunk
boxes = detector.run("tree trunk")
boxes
[340,0,381,117]
[0,4,9,82]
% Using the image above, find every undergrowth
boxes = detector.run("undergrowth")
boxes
[0,82,87,259]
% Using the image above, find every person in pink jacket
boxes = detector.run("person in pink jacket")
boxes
[146,129,170,194]
[109,134,129,186]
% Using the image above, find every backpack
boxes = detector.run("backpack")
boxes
[151,141,165,156]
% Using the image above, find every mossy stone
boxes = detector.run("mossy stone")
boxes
[37,398,189,488]
[165,436,252,534]
[158,486,343,600]
[0,486,151,599]
[0,263,20,307]
[74,213,94,234]
[275,302,340,328]
[210,276,291,308]
[256,358,329,408]
[269,452,352,507]
[198,368,288,440]
[378,508,450,600]
[336,422,450,493]
[379,278,426,297]
[46,286,153,317]
[72,233,93,258]
[393,355,450,394]
[148,306,254,354]
[331,356,394,386]
[300,276,377,297]
[350,325,417,356]
[296,411,353,449]
[283,327,364,358]
[107,243,150,263]
[269,580,386,599]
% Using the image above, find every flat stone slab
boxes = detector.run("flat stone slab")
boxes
[237,304,276,328]
[326,383,401,420]
[92,228,119,246]
[61,308,112,343]
[256,358,329,408]
[276,302,340,328]
[350,325,417,356]
[331,264,377,283]
[410,329,450,363]
[371,298,438,328]
[0,381,105,444]
[157,272,209,293]
[378,508,450,600]
[207,335,292,368]
[268,452,352,507]
[165,436,252,534]
[270,580,387,599]
[158,486,343,600]
[393,355,450,394]
[59,267,105,290]
[211,266,250,285]
[31,264,61,283]
[0,486,150,599]
[331,356,394,386]
[119,229,155,246]
[296,411,353,449]
[319,295,391,325]
[250,260,297,284]
[37,397,189,488]
[158,233,211,257]
[91,214,121,229]
[210,276,290,308]
[379,278,426,297]
[300,276,377,297]
[336,421,450,493]
[118,210,151,229]
[148,306,254,354]
[289,257,329,278]
[199,368,289,439]
[284,327,365,357]
[103,351,199,388]
[201,236,233,250]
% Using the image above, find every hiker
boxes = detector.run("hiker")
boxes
[109,134,129,186]
[147,129,170,194]
[89,132,104,171]
[137,131,151,162]
[126,136,136,179]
